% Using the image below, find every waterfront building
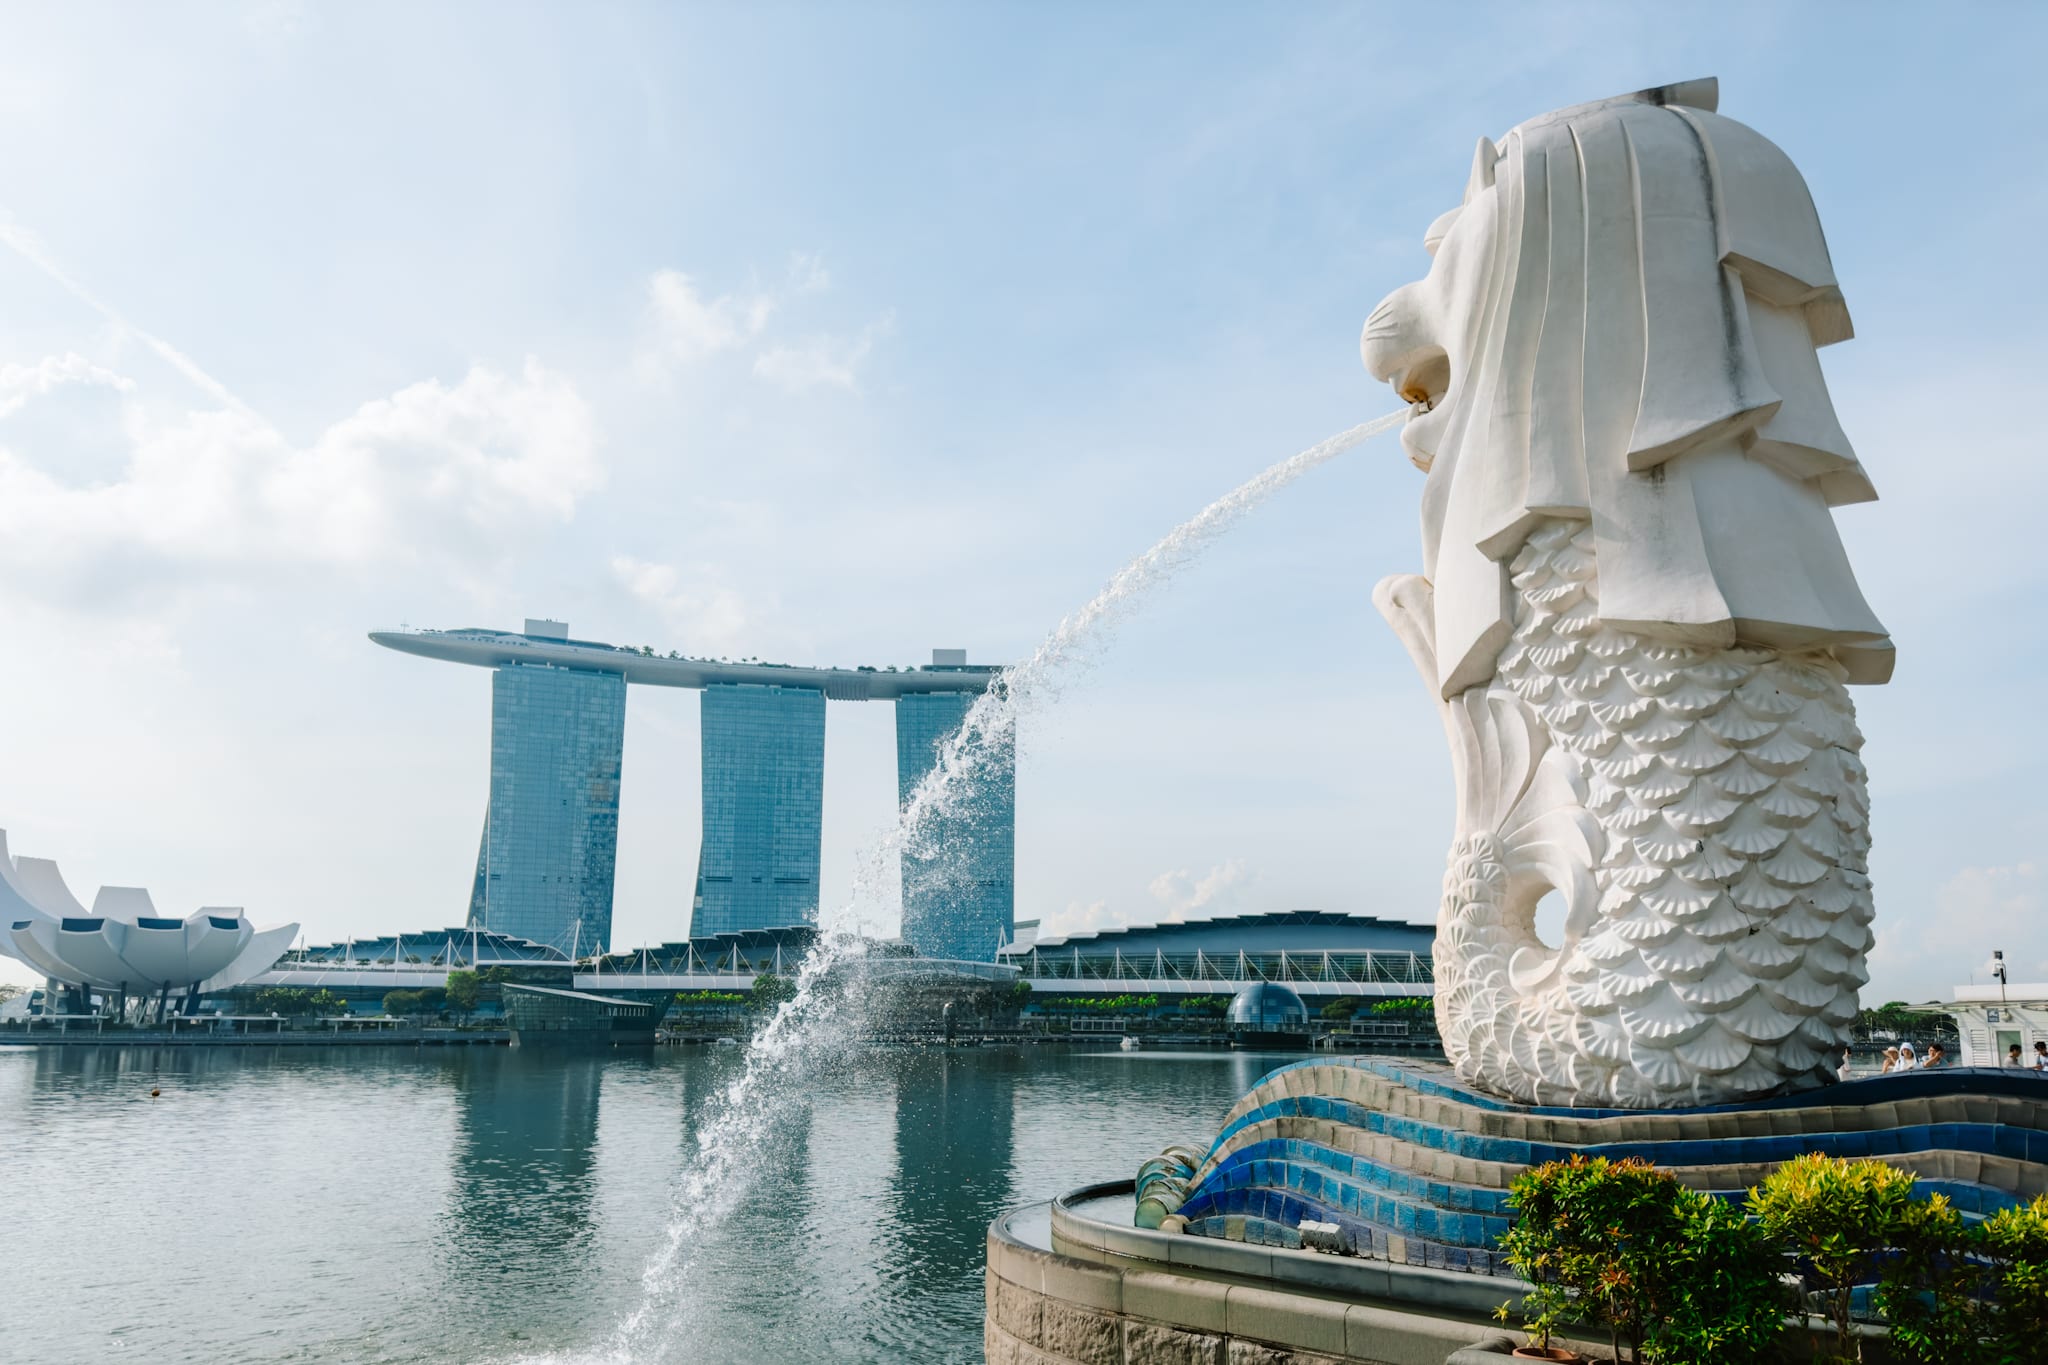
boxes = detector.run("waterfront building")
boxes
[998,910,1435,999]
[372,622,1009,957]
[238,926,575,1014]
[500,982,657,1049]
[1942,975,2048,1067]
[896,689,1015,962]
[0,828,297,1018]
[694,683,825,936]
[473,661,626,956]
[1224,980,1311,1048]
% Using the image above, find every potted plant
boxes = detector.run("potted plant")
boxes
[1500,1157,1678,1364]
[1494,1297,1583,1362]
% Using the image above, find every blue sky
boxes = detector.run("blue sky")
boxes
[0,3,2040,1004]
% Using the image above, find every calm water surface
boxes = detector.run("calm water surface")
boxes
[0,1043,1296,1364]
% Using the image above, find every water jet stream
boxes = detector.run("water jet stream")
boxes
[521,409,1404,1365]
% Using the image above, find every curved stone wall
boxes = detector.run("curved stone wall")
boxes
[987,1193,1527,1365]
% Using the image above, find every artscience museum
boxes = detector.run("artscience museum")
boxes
[0,829,297,1019]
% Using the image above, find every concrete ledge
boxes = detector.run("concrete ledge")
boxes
[1050,1183,1526,1320]
[993,1196,1531,1365]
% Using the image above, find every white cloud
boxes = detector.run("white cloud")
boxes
[1034,861,1256,939]
[752,318,888,396]
[1148,858,1252,922]
[1868,862,2045,999]
[1040,898,1118,937]
[0,352,132,418]
[643,269,774,369]
[636,258,889,394]
[1934,863,2045,977]
[610,554,751,653]
[785,251,831,295]
[0,355,600,604]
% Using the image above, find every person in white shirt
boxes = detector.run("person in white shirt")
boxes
[2033,1041,2047,1073]
[1837,1047,1854,1081]
[1899,1041,1917,1069]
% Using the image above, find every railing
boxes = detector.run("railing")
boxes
[1010,949,1434,988]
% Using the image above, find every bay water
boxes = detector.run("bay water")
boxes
[0,1043,1297,1364]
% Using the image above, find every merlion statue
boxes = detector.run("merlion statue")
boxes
[1363,78,1891,1108]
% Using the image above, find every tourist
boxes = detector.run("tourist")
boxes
[1923,1043,1946,1068]
[1899,1041,1917,1068]
[1880,1046,1900,1074]
[1837,1046,1853,1081]
[2009,1043,2027,1068]
[2034,1041,2047,1072]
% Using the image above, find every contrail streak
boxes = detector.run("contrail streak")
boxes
[0,210,257,419]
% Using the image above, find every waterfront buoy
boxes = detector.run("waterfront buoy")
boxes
[150,1088,160,1098]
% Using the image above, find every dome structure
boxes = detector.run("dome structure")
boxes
[1225,981,1309,1030]
[0,829,297,1012]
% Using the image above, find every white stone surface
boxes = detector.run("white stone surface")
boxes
[0,828,296,996]
[1366,79,1886,1107]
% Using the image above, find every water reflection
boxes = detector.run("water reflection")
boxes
[0,1043,1278,1365]
[435,1050,605,1317]
[874,1050,1019,1352]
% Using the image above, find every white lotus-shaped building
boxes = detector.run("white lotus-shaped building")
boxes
[0,830,297,1013]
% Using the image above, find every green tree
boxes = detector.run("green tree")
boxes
[1643,1193,1787,1364]
[1977,1192,2048,1363]
[381,989,423,1018]
[1501,1156,1784,1365]
[1750,1153,1924,1364]
[1876,1190,1980,1363]
[249,986,331,1016]
[0,982,23,1006]
[1009,979,1032,1004]
[750,973,796,1011]
[444,970,481,1018]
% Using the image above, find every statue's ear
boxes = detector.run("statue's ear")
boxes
[1461,137,1498,205]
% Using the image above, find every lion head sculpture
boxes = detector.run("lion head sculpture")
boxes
[1362,77,1892,700]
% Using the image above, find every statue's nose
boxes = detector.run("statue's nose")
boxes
[1361,284,1426,385]
[1361,284,1445,404]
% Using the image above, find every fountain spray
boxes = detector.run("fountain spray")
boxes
[524,408,1405,1365]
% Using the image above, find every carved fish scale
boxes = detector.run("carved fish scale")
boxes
[1431,518,1874,1107]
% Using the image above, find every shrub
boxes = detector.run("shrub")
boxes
[1749,1153,1923,1364]
[1500,1158,1654,1363]
[1873,1188,1976,1363]
[1642,1192,1788,1364]
[248,986,350,1017]
[1978,1194,2048,1364]
[1503,1156,1785,1365]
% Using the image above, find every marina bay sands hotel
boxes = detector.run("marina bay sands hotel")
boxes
[370,621,1013,963]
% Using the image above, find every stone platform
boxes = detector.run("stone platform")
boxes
[988,1059,2048,1364]
[1153,1059,2047,1272]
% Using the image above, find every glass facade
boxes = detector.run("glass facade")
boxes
[694,684,825,936]
[895,691,1015,962]
[471,664,626,956]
